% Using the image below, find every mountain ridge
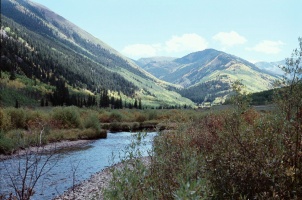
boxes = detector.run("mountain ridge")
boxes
[1,0,194,107]
[136,49,279,104]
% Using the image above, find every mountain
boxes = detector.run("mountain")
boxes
[255,60,285,75]
[0,0,194,107]
[135,57,178,79]
[136,49,278,104]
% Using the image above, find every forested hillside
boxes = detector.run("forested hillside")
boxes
[1,16,137,95]
[0,0,194,108]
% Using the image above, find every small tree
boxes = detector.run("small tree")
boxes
[1,125,59,200]
[231,79,251,113]
[274,37,302,194]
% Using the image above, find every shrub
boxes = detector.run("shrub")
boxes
[104,126,210,199]
[52,106,82,129]
[0,108,11,131]
[146,110,158,120]
[6,108,27,129]
[84,113,101,131]
[98,110,111,123]
[201,111,288,199]
[0,131,15,154]
[109,111,123,122]
[78,128,107,139]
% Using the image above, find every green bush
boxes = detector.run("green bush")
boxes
[0,108,11,131]
[78,128,107,139]
[109,111,123,122]
[84,113,101,131]
[52,106,82,129]
[103,128,209,199]
[147,110,158,120]
[6,108,27,129]
[0,131,15,154]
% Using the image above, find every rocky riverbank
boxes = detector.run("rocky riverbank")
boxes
[0,140,93,161]
[54,157,151,200]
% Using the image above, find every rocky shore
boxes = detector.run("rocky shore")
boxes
[0,140,93,161]
[54,157,151,200]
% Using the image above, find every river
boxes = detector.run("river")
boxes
[0,132,156,199]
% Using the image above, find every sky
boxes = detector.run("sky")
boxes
[31,0,301,63]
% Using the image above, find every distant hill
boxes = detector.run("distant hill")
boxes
[135,57,178,79]
[255,60,285,75]
[137,49,279,104]
[0,0,194,107]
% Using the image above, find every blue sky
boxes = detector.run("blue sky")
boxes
[31,0,301,62]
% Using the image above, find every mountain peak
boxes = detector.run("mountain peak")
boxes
[137,48,278,95]
[175,49,223,64]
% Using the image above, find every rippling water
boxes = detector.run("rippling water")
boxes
[0,132,156,199]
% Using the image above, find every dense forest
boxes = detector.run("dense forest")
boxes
[1,16,137,96]
[175,80,231,104]
[1,0,150,80]
[1,0,196,108]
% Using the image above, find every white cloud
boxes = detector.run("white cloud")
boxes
[121,33,208,59]
[165,33,208,53]
[213,31,247,47]
[247,40,285,54]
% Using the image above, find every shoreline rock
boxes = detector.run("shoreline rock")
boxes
[54,156,151,200]
[0,140,94,161]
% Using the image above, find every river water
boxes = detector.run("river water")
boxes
[0,132,156,199]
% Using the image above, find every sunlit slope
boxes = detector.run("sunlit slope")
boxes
[136,49,278,103]
[1,0,194,107]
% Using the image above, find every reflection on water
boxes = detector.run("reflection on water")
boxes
[0,132,156,199]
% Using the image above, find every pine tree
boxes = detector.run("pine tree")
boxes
[138,99,142,109]
[134,99,138,109]
[40,98,45,107]
[51,79,70,106]
[10,70,16,80]
[15,99,19,108]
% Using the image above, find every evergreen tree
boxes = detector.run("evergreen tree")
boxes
[110,96,115,109]
[119,97,123,109]
[100,90,110,108]
[134,99,138,109]
[9,70,16,80]
[15,99,19,108]
[138,99,142,109]
[51,79,70,106]
[40,98,45,107]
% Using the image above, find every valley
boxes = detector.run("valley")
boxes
[1,0,301,199]
[0,0,282,109]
